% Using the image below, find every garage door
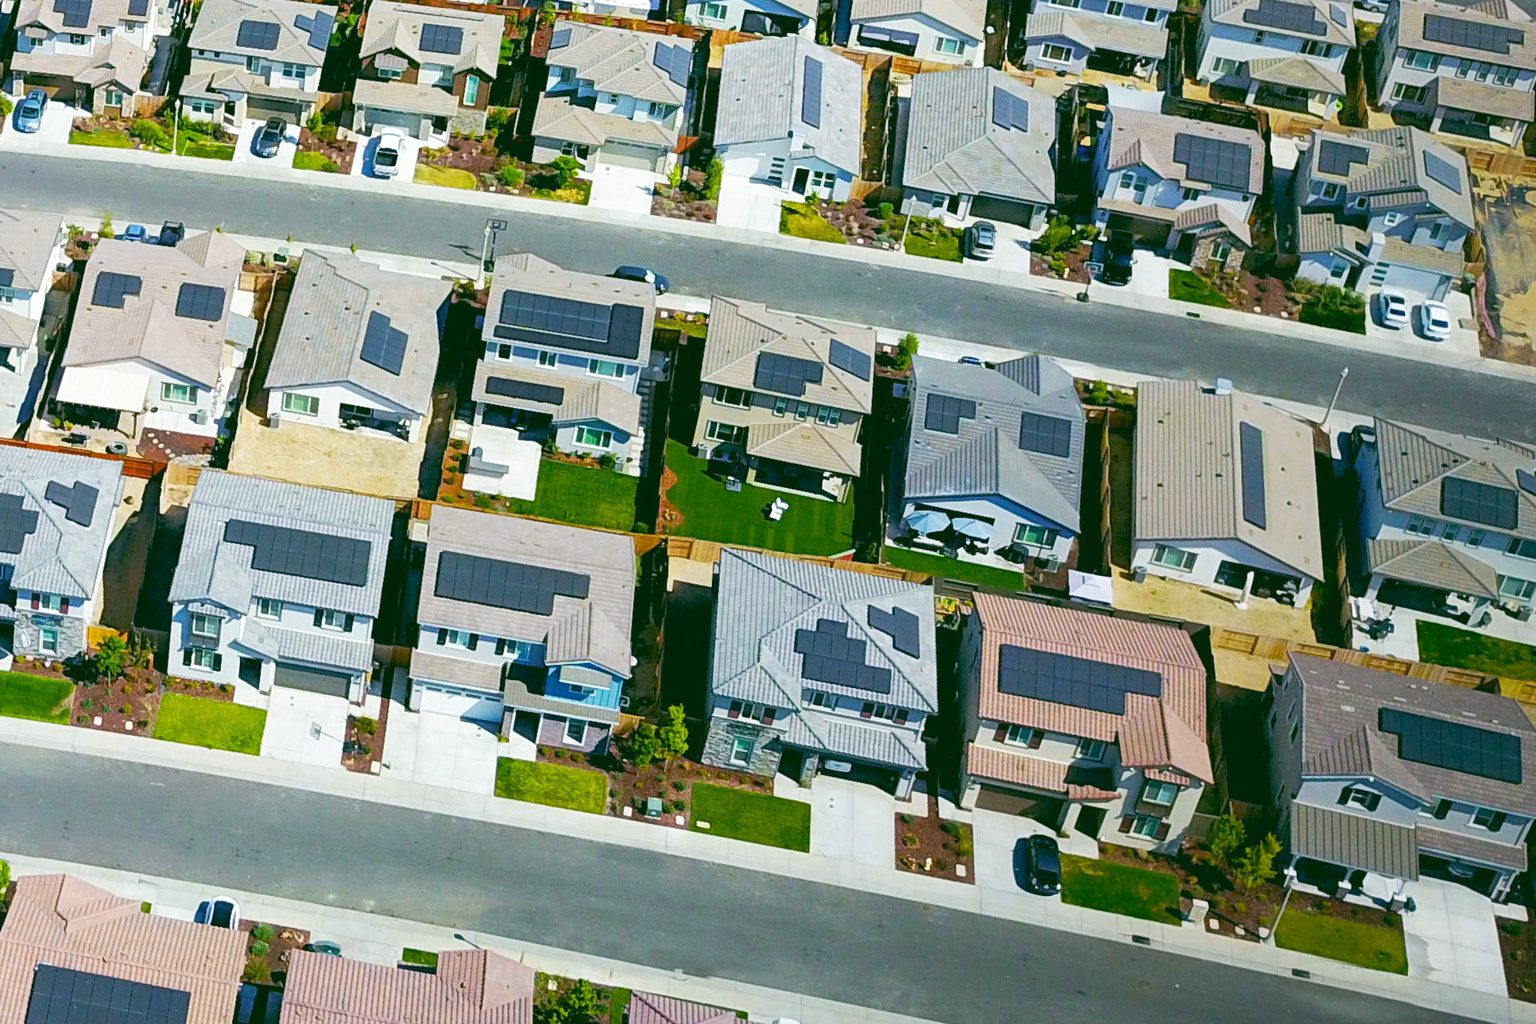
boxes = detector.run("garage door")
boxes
[273,662,352,697]
[365,107,426,139]
[418,682,504,723]
[821,758,899,792]
[600,142,661,171]
[970,196,1036,227]
[975,785,1063,821]
[247,97,302,122]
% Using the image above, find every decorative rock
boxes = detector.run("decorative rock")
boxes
[697,820,710,829]
[370,761,381,774]
[1259,926,1270,938]
[675,814,685,826]
[93,716,102,726]
[1207,918,1220,930]
[956,864,967,877]
[124,721,133,730]
[1235,926,1246,937]
[622,806,633,817]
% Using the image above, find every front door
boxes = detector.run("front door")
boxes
[791,167,810,194]
[238,657,262,688]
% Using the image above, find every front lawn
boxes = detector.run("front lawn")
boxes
[415,165,478,189]
[1168,269,1231,308]
[663,440,855,556]
[1296,282,1366,334]
[690,783,811,851]
[904,220,962,262]
[1275,907,1408,973]
[293,151,339,172]
[1060,854,1181,923]
[495,758,607,813]
[153,693,266,754]
[884,546,1026,590]
[780,202,846,244]
[496,459,639,533]
[0,671,73,724]
[1417,621,1536,681]
[70,129,133,148]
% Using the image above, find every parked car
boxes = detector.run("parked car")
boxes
[957,355,983,366]
[13,89,46,134]
[1099,229,1135,286]
[115,224,149,243]
[962,220,996,261]
[1374,288,1409,329]
[157,221,185,246]
[1355,0,1387,11]
[1415,300,1452,341]
[305,940,343,956]
[252,117,287,159]
[1013,834,1062,895]
[612,265,670,294]
[371,128,405,179]
[194,896,240,929]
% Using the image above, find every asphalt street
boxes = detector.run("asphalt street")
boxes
[0,154,1532,440]
[0,744,1479,1024]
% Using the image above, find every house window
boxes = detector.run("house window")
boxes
[1252,30,1265,42]
[1310,180,1341,201]
[1471,806,1508,831]
[773,397,789,416]
[1052,0,1080,8]
[1392,83,1429,103]
[495,344,513,359]
[1013,523,1058,548]
[816,405,833,425]
[826,408,842,426]
[1143,7,1158,20]
[1343,786,1380,811]
[537,350,558,367]
[339,403,373,420]
[1040,42,1073,63]
[589,359,624,379]
[648,100,669,118]
[1211,56,1241,76]
[1428,221,1447,242]
[1422,797,1453,819]
[246,56,264,73]
[560,141,590,159]
[807,691,835,708]
[1105,0,1123,13]
[1143,779,1179,806]
[714,385,752,408]
[282,392,319,417]
[1500,575,1536,603]
[255,598,282,620]
[464,74,479,106]
[1468,529,1485,548]
[1508,537,1536,560]
[281,62,304,79]
[1300,40,1331,57]
[183,646,221,669]
[1406,515,1436,537]
[104,88,125,107]
[1348,195,1369,211]
[1441,523,1459,544]
[1003,724,1042,747]
[1382,212,1402,228]
[705,421,747,445]
[862,702,899,721]
[934,36,961,54]
[809,169,838,192]
[1210,241,1233,264]
[35,593,62,612]
[99,25,112,35]
[1403,49,1439,71]
[38,627,58,655]
[702,0,728,16]
[1130,814,1161,837]
[730,735,753,765]
[564,718,586,745]
[189,613,221,640]
[1182,187,1200,202]
[1075,738,1104,761]
[160,382,196,405]
[318,609,353,632]
[1151,544,1197,571]
[1494,65,1520,86]
[443,628,474,648]
[377,65,403,80]
[68,33,88,43]
[574,426,612,450]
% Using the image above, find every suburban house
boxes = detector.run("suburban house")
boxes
[0,210,66,435]
[468,252,654,491]
[702,548,937,798]
[892,354,1083,572]
[0,874,246,1024]
[896,67,1056,228]
[353,1,501,141]
[263,250,451,444]
[1090,105,1265,270]
[1020,0,1174,79]
[0,448,122,664]
[167,470,394,702]
[1373,0,1536,149]
[1133,379,1323,607]
[957,593,1212,851]
[409,506,635,755]
[627,993,741,1024]
[532,23,695,174]
[181,0,335,126]
[1268,653,1536,902]
[685,0,813,36]
[8,0,159,115]
[1195,0,1355,119]
[1291,126,1472,302]
[714,36,862,202]
[280,947,534,1024]
[1349,417,1536,621]
[51,231,256,444]
[691,295,875,502]
[836,0,986,66]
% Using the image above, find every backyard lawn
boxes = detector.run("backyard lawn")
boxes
[495,758,607,814]
[664,440,854,556]
[1275,907,1408,973]
[0,672,73,724]
[494,459,638,533]
[153,694,266,754]
[884,546,1026,590]
[780,202,846,244]
[1416,621,1536,682]
[415,165,477,189]
[690,783,811,851]
[70,129,133,148]
[1060,854,1181,923]
[1168,270,1231,308]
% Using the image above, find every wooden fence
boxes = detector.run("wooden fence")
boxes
[0,437,158,479]
[1465,148,1536,180]
[664,536,924,580]
[1213,627,1501,691]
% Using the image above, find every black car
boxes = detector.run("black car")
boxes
[157,220,185,246]
[252,117,287,159]
[612,265,670,294]
[962,220,996,261]
[1099,229,1135,286]
[1014,834,1062,895]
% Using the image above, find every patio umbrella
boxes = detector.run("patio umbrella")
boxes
[951,518,994,542]
[903,510,951,535]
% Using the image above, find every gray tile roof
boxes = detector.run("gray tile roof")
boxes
[1288,801,1420,879]
[532,95,677,149]
[240,615,372,670]
[15,0,149,34]
[1417,824,1531,870]
[353,79,462,117]
[901,354,1083,533]
[360,1,503,79]
[0,210,61,295]
[1246,54,1347,93]
[1366,537,1499,598]
[900,68,1055,205]
[1294,210,1369,255]
[546,22,694,106]
[0,448,122,598]
[1025,8,1171,58]
[1104,107,1265,194]
[714,36,862,177]
[1393,0,1536,69]
[850,0,985,39]
[264,251,451,417]
[1207,0,1354,46]
[781,710,927,768]
[169,470,394,617]
[1304,126,1474,230]
[1370,417,1536,541]
[1430,73,1536,121]
[701,295,875,414]
[487,252,654,367]
[471,361,641,435]
[189,0,336,66]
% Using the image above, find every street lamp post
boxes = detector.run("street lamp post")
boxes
[172,98,182,155]
[480,218,506,287]
[1321,365,1350,428]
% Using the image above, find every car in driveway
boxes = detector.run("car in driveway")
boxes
[957,355,983,366]
[371,128,405,178]
[157,221,185,246]
[251,117,287,159]
[1013,834,1062,895]
[115,224,149,243]
[1415,299,1452,341]
[1374,287,1409,329]
[963,220,996,261]
[612,265,670,294]
[194,895,240,928]
[13,89,46,133]
[1099,229,1134,285]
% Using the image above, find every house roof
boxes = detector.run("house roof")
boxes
[901,354,1084,534]
[1393,0,1536,69]
[1369,416,1536,541]
[965,742,1122,799]
[188,0,336,65]
[1294,210,1370,254]
[168,470,394,618]
[1246,53,1347,93]
[360,1,503,79]
[747,420,863,476]
[0,447,121,599]
[1430,73,1536,121]
[279,948,534,1024]
[1303,126,1474,230]
[1288,801,1420,879]
[1366,537,1499,598]
[900,68,1055,206]
[62,233,246,387]
[353,78,463,116]
[1103,107,1265,193]
[12,34,148,92]
[531,95,677,149]
[1024,8,1171,58]
[1134,379,1323,582]
[0,874,245,1024]
[849,0,985,40]
[626,992,739,1024]
[418,505,635,678]
[1378,234,1466,277]
[1171,202,1253,245]
[1206,0,1354,47]
[486,252,654,367]
[701,295,875,414]
[265,251,451,417]
[715,36,862,177]
[16,0,149,34]
[471,361,641,435]
[0,209,62,294]
[546,22,694,106]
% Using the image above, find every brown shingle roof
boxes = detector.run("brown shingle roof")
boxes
[966,742,1122,798]
[279,949,534,1024]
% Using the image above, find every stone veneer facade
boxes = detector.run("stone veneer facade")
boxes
[14,609,86,660]
[701,717,783,777]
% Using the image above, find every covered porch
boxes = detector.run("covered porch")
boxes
[1428,76,1533,148]
[745,421,860,503]
[1243,56,1344,120]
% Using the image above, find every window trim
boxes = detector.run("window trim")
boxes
[1150,544,1197,572]
[564,717,586,745]
[38,627,59,655]
[705,420,747,445]
[1130,814,1161,837]
[1143,779,1178,806]
[573,425,613,450]
[1471,805,1507,831]
[160,381,196,405]
[588,359,625,379]
[713,385,752,408]
[282,392,320,417]
[1075,737,1104,761]
[730,735,753,765]
[189,612,221,639]
[255,598,283,620]
[537,350,559,367]
[1040,41,1073,63]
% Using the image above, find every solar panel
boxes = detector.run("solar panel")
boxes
[0,492,39,555]
[420,23,464,54]
[1242,0,1325,34]
[435,550,589,616]
[801,55,822,130]
[828,338,871,381]
[485,376,565,405]
[223,519,372,586]
[25,964,192,1024]
[174,282,225,322]
[867,605,921,658]
[923,393,976,434]
[1329,1,1346,25]
[652,42,690,88]
[1441,477,1518,530]
[1316,139,1369,177]
[997,644,1163,714]
[1020,412,1071,458]
[91,271,141,309]
[1239,420,1266,530]
[1172,133,1253,192]
[359,311,408,376]
[495,290,644,360]
[44,480,98,527]
[1423,150,1463,192]
[52,0,91,29]
[0,269,15,289]
[308,9,334,48]
[236,19,280,49]
[1379,707,1522,785]
[794,618,892,693]
[753,352,824,397]
[126,0,147,16]
[1422,13,1524,54]
[991,86,1029,131]
[550,26,571,48]
[1519,468,1536,496]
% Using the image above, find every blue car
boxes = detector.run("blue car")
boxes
[115,224,148,242]
[13,89,46,134]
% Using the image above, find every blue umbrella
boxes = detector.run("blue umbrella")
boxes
[952,517,994,541]
[903,510,951,535]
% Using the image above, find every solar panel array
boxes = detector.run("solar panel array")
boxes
[0,268,16,289]
[1241,0,1324,34]
[1379,707,1523,785]
[867,605,921,658]
[997,644,1164,714]
[485,375,565,405]
[1519,468,1536,496]
[1316,139,1369,177]
[44,480,98,527]
[1441,477,1518,530]
[754,352,824,397]
[1423,13,1524,54]
[991,86,1029,132]
[550,26,571,48]
[25,964,191,1024]
[92,272,141,309]
[53,0,91,29]
[223,519,372,587]
[1173,133,1253,192]
[174,282,225,322]
[236,19,280,50]
[1423,150,1463,192]
[435,550,590,616]
[924,394,976,434]
[359,311,408,376]
[801,55,823,130]
[794,618,892,693]
[1239,420,1267,530]
[828,338,871,381]
[652,42,691,88]
[494,290,645,360]
[0,493,39,555]
[307,9,335,48]
[126,0,148,16]
[420,23,464,54]
[1020,412,1071,458]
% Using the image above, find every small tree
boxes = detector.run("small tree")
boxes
[704,157,724,201]
[623,722,662,767]
[1232,833,1282,891]
[657,704,688,764]
[93,635,129,681]
[893,331,920,370]
[1204,813,1245,867]
[536,979,603,1024]
[499,165,525,189]
[100,213,114,238]
[549,155,581,189]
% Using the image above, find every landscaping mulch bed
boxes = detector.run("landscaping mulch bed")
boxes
[162,676,235,701]
[1500,916,1536,1001]
[420,135,503,178]
[71,116,160,150]
[72,669,163,737]
[542,744,778,828]
[11,657,68,680]
[535,973,622,1024]
[1198,268,1302,318]
[1030,249,1092,284]
[239,919,310,986]
[419,140,592,204]
[656,465,681,534]
[341,706,386,774]
[1100,842,1282,941]
[895,795,974,883]
[650,184,716,223]
[806,199,905,248]
[297,128,356,175]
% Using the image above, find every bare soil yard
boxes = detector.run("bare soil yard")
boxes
[227,411,424,499]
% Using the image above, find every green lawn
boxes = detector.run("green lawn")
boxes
[400,948,439,968]
[1275,908,1408,973]
[70,129,133,148]
[488,459,638,532]
[1416,621,1536,681]
[293,151,339,172]
[689,783,811,851]
[664,440,855,556]
[495,758,607,813]
[415,165,478,189]
[884,545,1027,590]
[0,671,73,724]
[177,136,234,160]
[1168,269,1231,308]
[1060,854,1181,923]
[904,225,962,262]
[153,693,266,754]
[780,202,846,243]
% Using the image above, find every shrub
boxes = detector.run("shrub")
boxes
[0,95,11,117]
[900,813,915,825]
[353,717,378,736]
[499,165,525,189]
[1048,253,1068,277]
[548,154,582,188]
[130,119,171,151]
[877,201,894,220]
[486,107,514,134]
[955,830,974,858]
[597,452,617,470]
[94,635,128,679]
[474,492,493,509]
[251,922,274,942]
[902,833,920,847]
[249,940,270,957]
[672,780,687,791]
[632,521,651,534]
[704,157,724,201]
[1297,282,1366,333]
[667,164,683,189]
[893,332,919,371]
[1205,813,1246,867]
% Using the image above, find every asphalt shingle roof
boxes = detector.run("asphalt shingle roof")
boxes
[546,22,693,106]
[189,0,336,65]
[850,0,985,40]
[360,0,503,78]
[1104,106,1265,194]
[701,295,875,414]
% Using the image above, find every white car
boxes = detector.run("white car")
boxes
[1374,288,1409,329]
[372,129,406,179]
[1416,300,1452,341]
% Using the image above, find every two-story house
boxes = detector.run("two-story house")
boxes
[1133,379,1323,608]
[1291,126,1472,302]
[1021,0,1174,80]
[692,295,874,502]
[0,211,66,436]
[532,23,694,175]
[1373,0,1536,149]
[836,0,986,66]
[353,2,501,141]
[715,36,862,202]
[685,0,813,37]
[957,593,1212,849]
[167,470,393,702]
[181,0,335,127]
[1268,653,1536,902]
[1350,417,1536,623]
[408,506,635,756]
[893,354,1083,573]
[282,948,534,1024]
[51,231,257,445]
[1196,0,1354,119]
[9,0,158,115]
[702,548,936,798]
[896,67,1056,228]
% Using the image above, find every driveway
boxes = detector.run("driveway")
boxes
[717,175,783,233]
[0,97,75,149]
[971,808,1097,894]
[351,131,421,182]
[585,163,659,216]
[382,709,500,794]
[232,118,299,167]
[259,688,349,768]
[801,775,895,869]
[1400,878,1507,995]
[1363,285,1480,358]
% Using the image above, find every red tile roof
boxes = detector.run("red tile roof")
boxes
[279,949,534,1024]
[965,743,1122,799]
[627,992,739,1024]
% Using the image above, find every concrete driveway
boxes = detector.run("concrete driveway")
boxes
[1401,878,1507,995]
[351,130,421,182]
[801,776,895,869]
[1363,285,1479,358]
[585,163,660,216]
[0,97,76,149]
[717,175,783,233]
[971,808,1098,894]
[232,118,298,167]
[382,709,499,794]
[260,688,348,767]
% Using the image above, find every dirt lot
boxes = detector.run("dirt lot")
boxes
[227,411,424,499]
[1111,569,1316,642]
[1480,185,1536,365]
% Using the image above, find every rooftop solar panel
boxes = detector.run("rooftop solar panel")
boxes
[91,271,141,309]
[44,480,98,527]
[1422,12,1524,54]
[223,519,372,587]
[359,311,408,376]
[1020,412,1072,458]
[801,55,822,130]
[550,25,571,49]
[1172,133,1253,192]
[1239,420,1267,530]
[0,492,39,555]
[495,290,645,360]
[1519,468,1536,496]
[420,23,464,54]
[236,18,280,50]
[1423,150,1463,193]
[25,964,191,1024]
[652,42,690,88]
[828,338,871,381]
[126,0,147,16]
[52,0,91,29]
[434,550,589,616]
[997,644,1163,714]
[307,9,334,48]
[0,269,15,289]
[485,375,565,405]
[1379,707,1522,784]
[1316,138,1369,177]
[794,617,892,693]
[991,86,1029,131]
[923,393,976,434]
[1242,0,1325,35]
[753,351,824,397]
[1441,477,1518,531]
[867,604,921,658]
[174,282,225,322]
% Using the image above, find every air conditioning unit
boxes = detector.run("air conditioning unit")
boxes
[1212,377,1233,396]
[268,411,281,428]
[190,409,208,425]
